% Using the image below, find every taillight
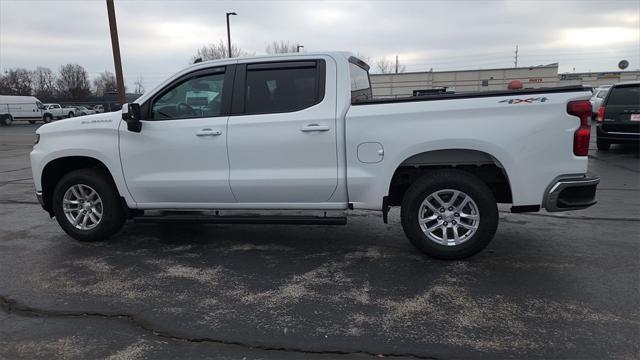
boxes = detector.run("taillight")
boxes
[567,100,591,156]
[597,106,605,122]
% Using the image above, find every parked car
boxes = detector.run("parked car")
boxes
[30,52,599,259]
[93,105,105,113]
[44,103,76,119]
[595,81,640,150]
[589,88,609,119]
[0,95,55,125]
[73,106,97,116]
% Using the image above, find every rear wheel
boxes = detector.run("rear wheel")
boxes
[597,140,611,151]
[400,169,499,260]
[52,168,126,242]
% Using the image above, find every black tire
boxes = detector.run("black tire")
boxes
[1,115,12,126]
[68,112,74,118]
[597,140,611,151]
[52,168,126,242]
[43,114,53,123]
[29,120,36,124]
[400,169,499,260]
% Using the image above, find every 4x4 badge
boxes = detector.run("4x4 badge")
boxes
[499,97,548,104]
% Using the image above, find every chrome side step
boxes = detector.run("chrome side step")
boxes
[133,214,347,225]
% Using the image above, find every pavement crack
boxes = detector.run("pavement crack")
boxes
[0,167,30,173]
[0,295,439,359]
[0,199,39,205]
[587,155,640,173]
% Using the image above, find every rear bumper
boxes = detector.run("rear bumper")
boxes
[596,123,640,144]
[543,175,599,212]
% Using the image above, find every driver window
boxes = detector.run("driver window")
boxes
[151,72,225,120]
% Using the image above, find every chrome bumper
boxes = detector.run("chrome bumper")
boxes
[543,175,600,212]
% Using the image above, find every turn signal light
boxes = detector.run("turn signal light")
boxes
[567,100,591,156]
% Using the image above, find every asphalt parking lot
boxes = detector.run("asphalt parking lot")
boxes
[1,123,638,359]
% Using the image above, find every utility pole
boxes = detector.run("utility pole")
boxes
[106,0,125,105]
[296,44,304,53]
[395,55,399,74]
[226,12,237,58]
[514,45,519,68]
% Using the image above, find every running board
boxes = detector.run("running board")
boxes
[133,214,347,225]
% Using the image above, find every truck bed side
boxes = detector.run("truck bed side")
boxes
[345,89,591,210]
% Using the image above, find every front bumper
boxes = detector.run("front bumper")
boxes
[543,175,600,212]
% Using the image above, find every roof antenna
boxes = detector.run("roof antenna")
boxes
[193,57,202,64]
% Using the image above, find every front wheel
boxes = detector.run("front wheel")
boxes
[43,114,53,123]
[52,168,126,242]
[68,112,74,118]
[401,169,499,260]
[1,115,13,126]
[29,120,36,124]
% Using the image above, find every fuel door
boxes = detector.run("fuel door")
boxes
[357,142,384,163]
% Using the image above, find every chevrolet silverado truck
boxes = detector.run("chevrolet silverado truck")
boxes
[30,52,599,259]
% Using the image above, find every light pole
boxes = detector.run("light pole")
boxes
[226,12,237,58]
[296,44,304,53]
[106,0,125,105]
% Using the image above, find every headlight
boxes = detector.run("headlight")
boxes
[34,133,40,145]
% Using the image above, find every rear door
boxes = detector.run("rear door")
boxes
[226,58,338,203]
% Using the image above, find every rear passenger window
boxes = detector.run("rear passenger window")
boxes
[606,86,640,106]
[244,61,324,114]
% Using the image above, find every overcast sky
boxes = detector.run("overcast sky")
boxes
[1,0,638,90]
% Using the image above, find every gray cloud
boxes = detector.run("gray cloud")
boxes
[1,0,638,90]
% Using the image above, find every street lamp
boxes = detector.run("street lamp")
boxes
[296,44,304,53]
[226,12,237,58]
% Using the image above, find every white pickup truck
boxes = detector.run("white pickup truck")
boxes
[43,103,76,119]
[30,52,599,259]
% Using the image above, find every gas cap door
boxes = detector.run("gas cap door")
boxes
[357,142,384,163]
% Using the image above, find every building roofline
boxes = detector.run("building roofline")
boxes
[370,63,560,76]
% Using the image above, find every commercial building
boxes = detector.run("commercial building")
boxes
[370,65,640,98]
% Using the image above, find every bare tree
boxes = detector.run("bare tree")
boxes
[32,67,57,98]
[374,57,406,74]
[0,68,33,95]
[191,40,249,62]
[56,64,91,101]
[133,76,145,94]
[92,71,118,96]
[266,41,301,54]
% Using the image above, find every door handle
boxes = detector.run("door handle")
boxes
[196,128,222,137]
[300,124,330,132]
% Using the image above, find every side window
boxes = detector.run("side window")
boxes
[349,62,372,103]
[596,90,607,99]
[151,71,225,120]
[244,62,321,114]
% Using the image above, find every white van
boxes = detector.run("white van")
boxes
[0,95,54,126]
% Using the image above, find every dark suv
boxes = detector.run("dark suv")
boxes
[596,82,640,150]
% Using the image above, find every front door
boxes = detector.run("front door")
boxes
[119,66,235,207]
[227,59,338,203]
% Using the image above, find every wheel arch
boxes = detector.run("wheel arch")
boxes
[387,148,514,207]
[40,156,124,215]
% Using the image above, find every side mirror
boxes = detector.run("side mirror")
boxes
[122,103,142,133]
